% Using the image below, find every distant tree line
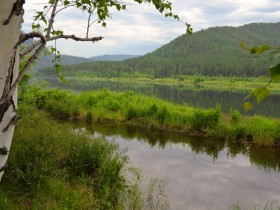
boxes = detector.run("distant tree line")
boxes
[36,22,280,78]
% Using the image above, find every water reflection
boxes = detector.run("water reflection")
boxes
[72,121,280,209]
[75,121,280,173]
[41,77,280,118]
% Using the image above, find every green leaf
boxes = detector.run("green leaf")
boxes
[269,64,280,82]
[253,87,270,104]
[257,45,271,54]
[64,0,70,6]
[249,46,258,54]
[244,101,252,112]
[240,42,246,49]
[248,45,271,54]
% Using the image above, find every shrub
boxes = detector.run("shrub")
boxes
[229,109,241,125]
[126,106,138,120]
[189,106,221,131]
[157,107,169,124]
[86,111,93,122]
[147,104,158,117]
[194,77,204,84]
[98,97,121,112]
[178,76,184,81]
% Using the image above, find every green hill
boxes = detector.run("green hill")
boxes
[36,22,280,78]
[33,54,138,70]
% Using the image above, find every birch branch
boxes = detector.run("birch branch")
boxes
[45,0,59,38]
[20,35,103,57]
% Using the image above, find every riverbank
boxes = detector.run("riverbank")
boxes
[61,75,280,93]
[0,105,167,209]
[23,86,280,147]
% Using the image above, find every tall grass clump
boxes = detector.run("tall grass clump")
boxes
[229,109,241,125]
[189,105,222,132]
[244,115,280,146]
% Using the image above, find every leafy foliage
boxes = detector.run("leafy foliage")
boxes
[243,43,280,110]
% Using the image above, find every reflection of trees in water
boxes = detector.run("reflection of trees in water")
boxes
[42,77,280,118]
[72,120,280,172]
[249,147,280,172]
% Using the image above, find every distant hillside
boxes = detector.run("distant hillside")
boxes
[36,22,280,78]
[126,22,280,77]
[89,54,139,61]
[32,54,139,70]
[33,54,89,70]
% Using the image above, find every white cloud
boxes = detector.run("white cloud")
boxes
[23,0,280,57]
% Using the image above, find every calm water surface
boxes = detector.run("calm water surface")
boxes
[74,122,280,210]
[42,77,280,208]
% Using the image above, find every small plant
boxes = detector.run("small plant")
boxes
[230,109,241,125]
[178,76,184,81]
[126,106,138,120]
[147,104,158,117]
[86,111,93,122]
[157,107,169,124]
[189,106,221,131]
[194,77,204,84]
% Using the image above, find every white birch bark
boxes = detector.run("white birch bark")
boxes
[0,1,23,181]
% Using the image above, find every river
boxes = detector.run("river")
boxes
[43,78,280,209]
[73,121,280,210]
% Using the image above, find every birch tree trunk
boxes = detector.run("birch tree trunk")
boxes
[0,1,23,181]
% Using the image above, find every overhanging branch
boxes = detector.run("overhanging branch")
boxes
[47,34,103,42]
[20,35,103,57]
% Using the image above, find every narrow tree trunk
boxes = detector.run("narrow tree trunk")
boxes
[0,1,23,181]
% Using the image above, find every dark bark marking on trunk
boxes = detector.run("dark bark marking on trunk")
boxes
[0,97,13,123]
[0,45,17,126]
[2,0,25,25]
[0,164,8,172]
[2,114,21,132]
[0,147,8,156]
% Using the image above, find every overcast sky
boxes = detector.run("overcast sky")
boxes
[23,0,280,58]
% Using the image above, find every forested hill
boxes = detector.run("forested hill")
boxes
[33,54,138,70]
[36,22,280,78]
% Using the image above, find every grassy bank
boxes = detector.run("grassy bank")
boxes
[62,75,280,93]
[0,105,168,210]
[22,86,280,147]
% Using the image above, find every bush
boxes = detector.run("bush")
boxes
[157,107,169,124]
[229,109,241,125]
[193,77,204,84]
[126,106,138,120]
[189,106,221,131]
[86,111,93,122]
[147,104,158,117]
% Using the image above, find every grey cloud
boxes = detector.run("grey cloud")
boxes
[201,5,238,16]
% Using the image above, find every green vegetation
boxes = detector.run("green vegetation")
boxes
[61,75,280,93]
[36,23,280,79]
[229,201,278,210]
[0,105,168,210]
[22,86,280,147]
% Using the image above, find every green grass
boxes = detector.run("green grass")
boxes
[0,105,167,210]
[229,201,280,210]
[63,75,280,93]
[21,85,280,147]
